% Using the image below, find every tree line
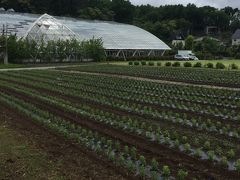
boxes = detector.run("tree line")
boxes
[1,0,240,42]
[0,35,106,63]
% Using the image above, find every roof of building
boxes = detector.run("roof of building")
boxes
[0,12,170,50]
[232,29,240,39]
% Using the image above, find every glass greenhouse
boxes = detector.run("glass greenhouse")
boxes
[0,12,171,58]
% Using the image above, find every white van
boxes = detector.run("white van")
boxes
[177,50,199,60]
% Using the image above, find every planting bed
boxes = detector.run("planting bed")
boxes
[0,69,240,179]
[59,64,240,88]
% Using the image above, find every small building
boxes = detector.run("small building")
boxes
[172,34,185,47]
[205,26,219,35]
[232,29,240,46]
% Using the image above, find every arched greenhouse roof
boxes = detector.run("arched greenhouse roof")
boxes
[0,12,171,50]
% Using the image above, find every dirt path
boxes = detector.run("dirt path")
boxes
[0,103,128,180]
[55,70,240,91]
[0,65,83,72]
[1,86,239,179]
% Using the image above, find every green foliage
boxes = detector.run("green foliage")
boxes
[157,62,161,66]
[148,62,155,66]
[3,35,105,63]
[124,145,129,155]
[162,165,171,177]
[151,171,158,180]
[185,35,194,50]
[130,147,137,160]
[83,38,106,61]
[206,63,214,68]
[151,158,159,171]
[183,143,191,153]
[235,159,240,171]
[165,62,172,67]
[134,61,140,66]
[193,37,221,59]
[227,149,235,159]
[172,62,181,67]
[207,150,216,161]
[129,61,133,65]
[221,156,228,167]
[139,165,146,177]
[177,169,188,180]
[183,62,192,67]
[126,160,135,173]
[193,62,202,68]
[204,141,211,150]
[141,61,147,66]
[230,63,238,70]
[216,62,225,69]
[139,155,146,166]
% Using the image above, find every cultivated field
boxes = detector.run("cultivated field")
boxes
[61,64,240,88]
[0,65,240,179]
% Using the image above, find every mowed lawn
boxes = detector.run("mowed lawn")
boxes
[0,64,26,69]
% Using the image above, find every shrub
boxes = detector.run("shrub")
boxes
[221,156,228,167]
[126,160,135,173]
[207,150,215,161]
[148,62,155,66]
[162,165,171,177]
[204,141,211,150]
[165,62,172,67]
[182,136,188,143]
[235,159,240,171]
[119,153,125,166]
[134,61,140,66]
[227,149,235,159]
[231,63,238,70]
[195,149,202,158]
[151,158,159,171]
[157,62,162,66]
[172,62,181,67]
[174,139,180,148]
[216,62,225,69]
[124,145,129,155]
[130,147,137,160]
[139,165,146,177]
[177,169,188,180]
[139,155,146,166]
[235,53,240,59]
[151,171,158,180]
[193,62,202,68]
[206,63,214,68]
[141,61,147,66]
[183,143,191,153]
[183,62,192,67]
[128,61,133,65]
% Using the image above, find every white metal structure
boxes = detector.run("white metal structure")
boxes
[0,11,171,59]
[24,14,79,44]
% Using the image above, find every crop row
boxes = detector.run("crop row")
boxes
[0,90,182,179]
[1,72,239,133]
[60,64,240,87]
[0,80,239,179]
[2,70,240,173]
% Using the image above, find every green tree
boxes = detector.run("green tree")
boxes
[185,35,194,50]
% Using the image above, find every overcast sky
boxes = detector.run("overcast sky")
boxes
[130,0,240,9]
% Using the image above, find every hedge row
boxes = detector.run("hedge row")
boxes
[129,61,239,70]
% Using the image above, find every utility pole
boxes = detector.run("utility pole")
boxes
[4,24,8,65]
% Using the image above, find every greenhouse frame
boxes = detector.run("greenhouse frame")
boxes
[0,11,171,59]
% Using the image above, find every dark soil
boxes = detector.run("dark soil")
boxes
[1,86,240,179]
[0,103,129,180]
